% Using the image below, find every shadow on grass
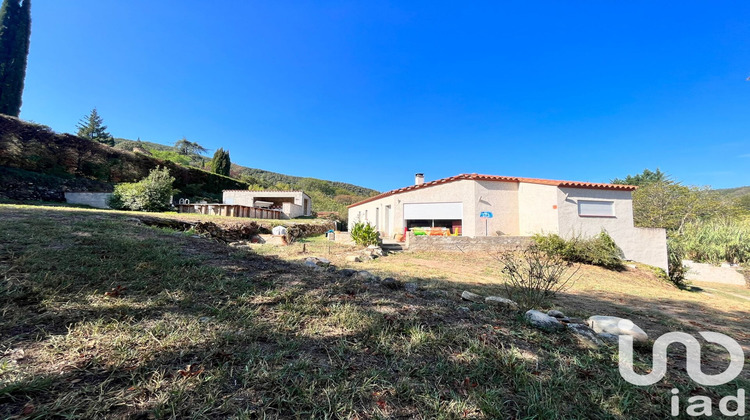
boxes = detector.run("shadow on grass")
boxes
[1,206,748,419]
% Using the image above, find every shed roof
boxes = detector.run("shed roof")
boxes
[348,173,636,208]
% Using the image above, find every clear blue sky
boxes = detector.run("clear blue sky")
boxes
[20,1,750,192]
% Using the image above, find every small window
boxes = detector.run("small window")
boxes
[578,200,615,217]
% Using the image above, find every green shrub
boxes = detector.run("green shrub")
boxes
[533,231,625,270]
[350,222,380,247]
[667,242,688,288]
[109,167,175,212]
[670,219,750,264]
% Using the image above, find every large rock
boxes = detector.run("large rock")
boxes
[525,310,564,331]
[380,277,402,290]
[461,291,484,303]
[339,269,357,277]
[485,296,519,310]
[587,316,648,343]
[567,323,604,348]
[345,255,362,263]
[547,310,566,319]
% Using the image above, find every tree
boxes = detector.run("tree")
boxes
[210,148,230,176]
[0,0,31,117]
[76,108,114,146]
[174,137,207,156]
[611,168,668,186]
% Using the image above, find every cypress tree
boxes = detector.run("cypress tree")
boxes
[0,0,30,117]
[210,148,231,176]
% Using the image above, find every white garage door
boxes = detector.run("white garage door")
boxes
[403,202,463,220]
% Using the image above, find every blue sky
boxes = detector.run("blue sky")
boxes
[20,1,750,192]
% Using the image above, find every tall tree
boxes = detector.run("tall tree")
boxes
[611,168,668,186]
[174,137,207,156]
[0,0,30,117]
[76,108,114,146]
[210,148,231,176]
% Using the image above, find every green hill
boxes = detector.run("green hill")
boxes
[712,186,750,212]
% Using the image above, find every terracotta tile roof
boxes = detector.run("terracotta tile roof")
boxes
[222,190,310,195]
[348,173,636,208]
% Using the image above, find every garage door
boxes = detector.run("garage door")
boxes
[403,202,463,220]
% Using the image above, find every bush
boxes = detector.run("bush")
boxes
[350,222,380,247]
[109,167,175,212]
[670,219,750,265]
[497,245,579,310]
[533,231,625,270]
[666,242,688,288]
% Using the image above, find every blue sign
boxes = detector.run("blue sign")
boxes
[479,211,493,218]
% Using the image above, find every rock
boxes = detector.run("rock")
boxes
[485,296,519,310]
[345,255,362,263]
[304,259,318,268]
[271,226,288,236]
[404,282,419,293]
[567,323,603,348]
[339,269,356,277]
[354,270,377,282]
[547,310,566,318]
[381,277,402,290]
[457,306,470,312]
[598,333,619,344]
[587,316,648,343]
[305,257,331,267]
[461,291,484,303]
[198,316,212,323]
[525,310,564,331]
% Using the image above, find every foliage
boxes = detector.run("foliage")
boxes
[210,147,231,176]
[669,219,750,265]
[633,179,738,232]
[76,108,115,146]
[350,221,380,246]
[0,0,30,117]
[174,137,207,156]
[666,241,688,288]
[533,231,625,270]
[149,149,192,166]
[109,167,175,212]
[611,168,668,186]
[497,245,579,310]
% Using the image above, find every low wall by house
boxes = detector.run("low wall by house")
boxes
[64,192,113,209]
[406,234,532,253]
[282,202,304,219]
[683,260,748,287]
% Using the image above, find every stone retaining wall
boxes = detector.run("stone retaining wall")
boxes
[406,234,533,252]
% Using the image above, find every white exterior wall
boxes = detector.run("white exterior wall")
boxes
[473,181,519,236]
[556,187,668,272]
[517,183,559,235]
[282,202,304,219]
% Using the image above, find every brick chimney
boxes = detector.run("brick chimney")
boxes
[415,173,424,186]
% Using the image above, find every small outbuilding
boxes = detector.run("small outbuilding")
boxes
[223,190,312,219]
[348,173,668,271]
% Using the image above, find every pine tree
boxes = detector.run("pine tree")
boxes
[76,108,114,146]
[0,0,30,117]
[210,148,231,176]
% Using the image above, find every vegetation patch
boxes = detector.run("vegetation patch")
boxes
[533,231,625,271]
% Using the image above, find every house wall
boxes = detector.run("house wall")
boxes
[517,182,559,235]
[556,187,668,271]
[407,234,532,252]
[282,202,304,219]
[473,181,519,236]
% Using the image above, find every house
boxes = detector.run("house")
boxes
[347,173,668,271]
[223,190,312,219]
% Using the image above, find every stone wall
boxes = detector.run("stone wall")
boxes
[406,234,533,253]
[65,192,113,209]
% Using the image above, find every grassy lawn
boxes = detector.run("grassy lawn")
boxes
[1,205,748,418]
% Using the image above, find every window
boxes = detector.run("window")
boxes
[578,200,615,217]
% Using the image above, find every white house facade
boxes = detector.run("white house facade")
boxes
[348,173,667,271]
[223,190,312,219]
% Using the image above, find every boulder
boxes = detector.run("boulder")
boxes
[271,226,288,236]
[485,296,519,310]
[547,310,566,319]
[525,310,564,331]
[567,323,604,348]
[345,255,362,263]
[339,269,356,277]
[461,291,484,303]
[587,316,648,343]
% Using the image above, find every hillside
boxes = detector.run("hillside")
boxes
[0,115,249,201]
[710,186,750,211]
[113,137,379,218]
